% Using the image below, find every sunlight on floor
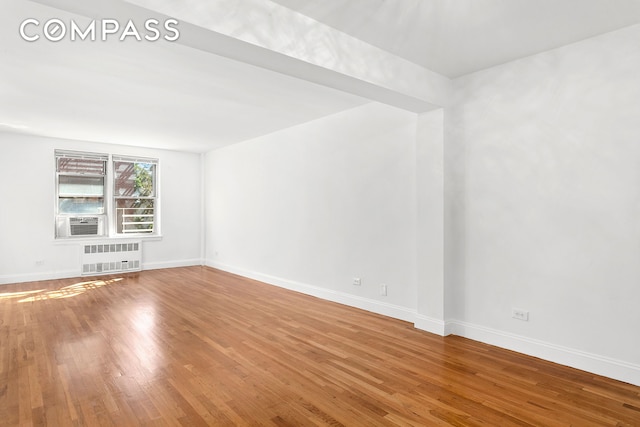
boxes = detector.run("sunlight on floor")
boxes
[132,305,162,373]
[0,278,124,302]
[0,289,46,300]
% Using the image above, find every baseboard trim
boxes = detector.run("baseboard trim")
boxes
[0,270,80,285]
[448,320,640,387]
[0,259,204,285]
[414,314,447,336]
[206,261,417,323]
[142,259,203,271]
[206,261,640,387]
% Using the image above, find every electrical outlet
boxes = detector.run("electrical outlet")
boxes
[380,284,387,296]
[512,308,529,321]
[352,278,361,286]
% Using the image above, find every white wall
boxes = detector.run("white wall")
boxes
[203,25,640,384]
[205,103,419,320]
[3,22,639,387]
[415,108,446,333]
[447,24,640,383]
[0,133,202,283]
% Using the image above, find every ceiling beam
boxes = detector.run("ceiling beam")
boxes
[28,0,449,112]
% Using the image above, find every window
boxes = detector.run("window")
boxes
[113,156,157,235]
[56,151,107,215]
[54,150,159,238]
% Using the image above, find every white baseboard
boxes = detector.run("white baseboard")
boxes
[0,269,80,285]
[0,259,204,286]
[414,314,447,336]
[142,258,203,271]
[17,262,633,387]
[207,261,640,387]
[447,320,640,387]
[206,260,417,323]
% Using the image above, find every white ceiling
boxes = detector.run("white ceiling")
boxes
[271,0,640,77]
[0,0,368,152]
[2,0,640,152]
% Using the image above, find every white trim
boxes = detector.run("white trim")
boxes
[55,149,109,161]
[112,155,159,164]
[0,259,203,285]
[53,235,163,244]
[205,261,640,387]
[199,153,206,266]
[0,270,79,285]
[6,261,638,386]
[207,260,417,323]
[413,314,448,336]
[447,319,640,387]
[142,259,203,271]
[112,156,159,236]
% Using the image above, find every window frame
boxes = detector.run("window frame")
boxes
[112,155,160,236]
[55,150,108,217]
[54,150,160,240]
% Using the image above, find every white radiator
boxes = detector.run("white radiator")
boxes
[81,241,142,275]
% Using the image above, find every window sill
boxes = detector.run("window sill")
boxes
[53,234,163,244]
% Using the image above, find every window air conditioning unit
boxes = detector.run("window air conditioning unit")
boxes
[56,215,106,238]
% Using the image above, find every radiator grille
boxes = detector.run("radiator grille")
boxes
[81,241,142,275]
[82,260,140,275]
[83,242,139,254]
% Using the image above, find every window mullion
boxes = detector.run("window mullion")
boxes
[106,155,114,237]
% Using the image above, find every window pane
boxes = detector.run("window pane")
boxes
[114,162,155,197]
[58,157,106,175]
[59,176,104,196]
[115,198,154,234]
[59,197,104,214]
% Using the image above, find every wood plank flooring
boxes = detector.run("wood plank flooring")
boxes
[1,266,639,426]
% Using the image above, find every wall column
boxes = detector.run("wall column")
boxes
[414,108,447,335]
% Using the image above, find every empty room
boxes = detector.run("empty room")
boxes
[1,0,640,425]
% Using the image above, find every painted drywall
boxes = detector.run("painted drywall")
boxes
[205,103,419,319]
[415,108,446,333]
[0,133,202,284]
[125,0,450,110]
[447,24,640,378]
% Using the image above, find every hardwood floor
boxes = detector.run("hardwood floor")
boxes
[1,266,639,426]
